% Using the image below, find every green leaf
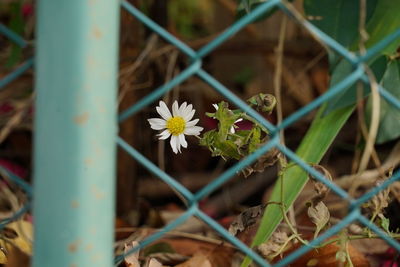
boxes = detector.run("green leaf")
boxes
[304,0,377,48]
[248,127,261,154]
[380,216,391,234]
[6,1,24,68]
[236,0,295,22]
[364,0,400,55]
[324,55,387,114]
[365,59,400,144]
[241,105,354,267]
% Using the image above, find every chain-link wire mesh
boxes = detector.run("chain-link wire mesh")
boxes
[1,0,400,266]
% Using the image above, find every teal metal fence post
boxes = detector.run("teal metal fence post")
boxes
[33,1,119,266]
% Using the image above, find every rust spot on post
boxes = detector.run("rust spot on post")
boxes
[85,243,94,252]
[84,158,93,166]
[74,112,89,125]
[71,200,79,209]
[91,185,105,200]
[93,27,103,39]
[68,239,82,253]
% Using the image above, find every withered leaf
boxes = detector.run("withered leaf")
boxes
[307,202,330,236]
[229,204,266,236]
[124,241,140,267]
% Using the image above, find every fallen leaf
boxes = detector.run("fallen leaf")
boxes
[288,239,370,267]
[308,202,330,236]
[0,220,33,264]
[147,258,162,267]
[124,241,140,267]
[175,252,212,267]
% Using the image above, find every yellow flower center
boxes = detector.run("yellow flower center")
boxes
[166,116,186,136]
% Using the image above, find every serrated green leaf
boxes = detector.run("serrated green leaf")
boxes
[365,59,400,144]
[248,127,261,154]
[215,102,239,141]
[380,216,390,233]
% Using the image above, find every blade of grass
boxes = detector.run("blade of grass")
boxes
[241,104,354,267]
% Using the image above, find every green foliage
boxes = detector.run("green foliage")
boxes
[200,101,266,159]
[366,59,400,144]
[236,0,295,22]
[364,0,400,55]
[5,1,24,68]
[199,94,278,176]
[241,104,354,267]
[304,0,376,67]
[324,55,387,114]
[167,0,212,39]
[304,0,377,48]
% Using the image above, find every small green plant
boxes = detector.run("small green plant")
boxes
[199,93,279,177]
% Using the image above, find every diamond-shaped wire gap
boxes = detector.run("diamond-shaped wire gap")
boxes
[117,137,194,203]
[0,23,27,48]
[114,204,197,266]
[0,58,34,90]
[195,209,272,267]
[275,65,365,133]
[276,1,358,66]
[358,215,400,251]
[351,169,400,209]
[195,0,280,59]
[276,143,351,200]
[193,135,279,202]
[118,60,201,122]
[273,209,361,267]
[358,28,400,63]
[121,1,196,59]
[196,69,276,133]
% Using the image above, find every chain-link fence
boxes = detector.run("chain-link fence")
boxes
[1,0,400,266]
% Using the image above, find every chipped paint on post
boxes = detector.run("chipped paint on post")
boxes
[33,0,119,266]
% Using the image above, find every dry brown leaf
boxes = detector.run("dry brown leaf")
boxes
[308,202,330,236]
[124,241,140,267]
[287,238,370,267]
[1,220,33,264]
[147,258,162,267]
[229,204,266,236]
[257,232,289,259]
[175,252,212,267]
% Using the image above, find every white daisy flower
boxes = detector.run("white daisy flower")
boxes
[148,101,203,154]
[212,104,243,134]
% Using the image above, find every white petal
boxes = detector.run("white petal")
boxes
[183,109,195,122]
[156,101,172,120]
[212,104,218,110]
[184,126,203,135]
[172,101,179,117]
[178,102,187,117]
[183,104,193,115]
[235,118,243,123]
[177,139,182,153]
[186,119,199,127]
[170,135,178,154]
[157,129,171,140]
[230,126,235,134]
[178,134,187,148]
[148,118,166,130]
